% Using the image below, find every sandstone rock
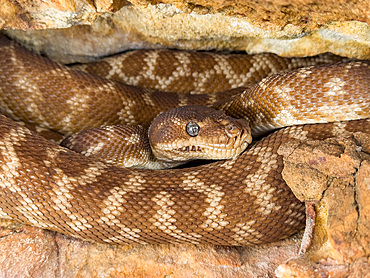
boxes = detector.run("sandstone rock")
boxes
[0,219,302,277]
[2,0,369,31]
[279,138,361,202]
[277,133,370,278]
[0,219,59,277]
[0,0,129,29]
[1,2,369,63]
[133,0,370,30]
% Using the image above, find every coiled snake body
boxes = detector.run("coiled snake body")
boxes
[0,35,369,245]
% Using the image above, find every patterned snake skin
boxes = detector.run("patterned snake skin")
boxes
[0,35,369,245]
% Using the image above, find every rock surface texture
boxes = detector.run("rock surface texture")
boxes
[0,0,369,277]
[1,0,369,63]
[0,219,303,277]
[276,133,370,278]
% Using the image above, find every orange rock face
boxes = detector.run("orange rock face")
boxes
[1,0,369,61]
[0,219,302,277]
[133,0,370,29]
[277,133,370,277]
[2,0,368,30]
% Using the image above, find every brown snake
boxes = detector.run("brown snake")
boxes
[0,35,369,245]
[61,106,253,169]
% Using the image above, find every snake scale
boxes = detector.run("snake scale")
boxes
[0,35,369,245]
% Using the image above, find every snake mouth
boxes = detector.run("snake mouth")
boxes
[149,106,253,162]
[176,145,203,153]
[156,130,252,161]
[174,127,252,160]
[173,120,253,160]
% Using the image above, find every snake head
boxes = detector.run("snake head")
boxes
[148,105,252,162]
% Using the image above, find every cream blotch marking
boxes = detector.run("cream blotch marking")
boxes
[43,147,110,232]
[151,191,185,241]
[117,98,138,125]
[150,189,203,243]
[242,147,280,214]
[99,185,148,244]
[155,51,192,91]
[218,156,238,170]
[216,55,259,89]
[98,173,149,243]
[63,93,91,131]
[142,91,156,107]
[181,172,228,231]
[316,72,366,121]
[0,129,22,190]
[272,85,313,127]
[331,122,353,138]
[0,127,58,228]
[230,150,281,242]
[142,51,160,82]
[10,44,51,128]
[296,67,313,79]
[232,126,309,242]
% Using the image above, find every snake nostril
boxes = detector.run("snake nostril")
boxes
[226,124,240,136]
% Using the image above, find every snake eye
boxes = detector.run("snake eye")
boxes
[186,121,200,137]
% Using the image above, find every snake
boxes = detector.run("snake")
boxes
[0,35,369,246]
[61,105,253,169]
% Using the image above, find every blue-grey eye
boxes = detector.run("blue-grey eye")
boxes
[186,121,200,137]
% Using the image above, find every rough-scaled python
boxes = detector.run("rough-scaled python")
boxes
[0,35,369,245]
[61,105,253,169]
